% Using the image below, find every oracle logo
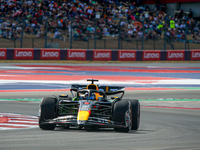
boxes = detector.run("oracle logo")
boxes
[168,52,184,58]
[68,51,85,58]
[42,51,59,57]
[94,52,110,58]
[119,52,135,58]
[0,51,5,57]
[192,52,200,58]
[144,52,159,58]
[15,50,32,57]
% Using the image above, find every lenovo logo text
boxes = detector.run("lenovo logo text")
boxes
[192,52,200,58]
[15,50,32,57]
[119,52,135,58]
[94,52,110,58]
[68,51,85,58]
[144,52,159,58]
[42,51,59,57]
[168,52,184,58]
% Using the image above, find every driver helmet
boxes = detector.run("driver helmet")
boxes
[90,93,96,100]
[85,92,89,100]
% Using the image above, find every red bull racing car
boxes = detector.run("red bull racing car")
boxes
[38,79,140,132]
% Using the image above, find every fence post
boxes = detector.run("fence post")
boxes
[185,19,187,50]
[20,18,25,48]
[94,19,97,49]
[164,20,167,50]
[70,18,74,49]
[118,19,122,49]
[142,20,145,50]
[45,17,49,48]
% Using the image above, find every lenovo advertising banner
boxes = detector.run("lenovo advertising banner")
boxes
[118,50,136,61]
[41,49,60,60]
[143,50,161,61]
[0,49,7,60]
[191,50,200,61]
[167,50,185,61]
[14,49,34,60]
[93,50,112,61]
[67,49,86,60]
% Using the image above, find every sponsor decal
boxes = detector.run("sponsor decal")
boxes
[191,50,200,60]
[67,49,86,60]
[118,50,136,61]
[167,50,185,61]
[14,49,34,60]
[143,50,161,61]
[0,49,7,60]
[93,50,112,61]
[41,49,60,60]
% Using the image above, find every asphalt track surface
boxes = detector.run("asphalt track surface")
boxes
[0,62,200,150]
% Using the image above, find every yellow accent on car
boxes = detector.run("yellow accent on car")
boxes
[87,84,98,90]
[77,111,90,121]
[106,86,109,91]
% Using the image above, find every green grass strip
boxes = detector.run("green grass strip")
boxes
[0,98,41,102]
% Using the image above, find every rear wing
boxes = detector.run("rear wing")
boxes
[71,84,125,92]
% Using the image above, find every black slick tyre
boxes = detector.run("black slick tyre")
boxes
[124,99,140,130]
[113,100,132,132]
[39,97,57,130]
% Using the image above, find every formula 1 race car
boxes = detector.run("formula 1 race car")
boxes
[38,79,140,132]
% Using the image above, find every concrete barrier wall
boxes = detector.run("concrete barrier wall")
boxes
[0,48,200,61]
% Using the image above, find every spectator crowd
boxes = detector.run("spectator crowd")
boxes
[0,0,200,44]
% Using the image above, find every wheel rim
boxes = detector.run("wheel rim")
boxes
[125,101,132,131]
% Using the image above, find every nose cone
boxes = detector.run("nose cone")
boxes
[77,110,91,125]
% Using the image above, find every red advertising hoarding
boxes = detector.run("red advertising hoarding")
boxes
[67,49,86,60]
[93,50,112,61]
[143,50,161,61]
[191,50,200,61]
[118,50,136,61]
[14,49,34,60]
[167,50,185,61]
[0,49,7,60]
[41,49,60,60]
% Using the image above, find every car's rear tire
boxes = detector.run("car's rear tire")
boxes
[113,100,132,132]
[39,97,57,130]
[124,99,140,130]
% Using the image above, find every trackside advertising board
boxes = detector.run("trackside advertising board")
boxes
[0,49,7,60]
[191,50,200,60]
[67,49,86,60]
[14,49,34,60]
[143,50,161,61]
[93,50,112,61]
[167,50,185,61]
[118,50,136,61]
[40,49,60,60]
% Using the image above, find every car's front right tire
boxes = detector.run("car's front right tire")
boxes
[113,100,132,132]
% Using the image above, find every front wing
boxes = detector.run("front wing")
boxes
[41,116,127,129]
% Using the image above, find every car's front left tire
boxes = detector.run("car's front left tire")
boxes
[39,97,57,130]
